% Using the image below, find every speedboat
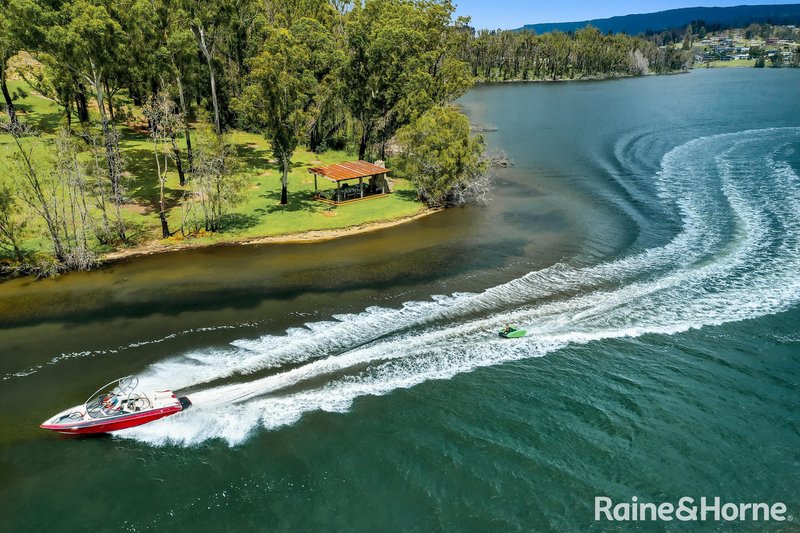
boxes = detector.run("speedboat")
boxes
[40,376,191,435]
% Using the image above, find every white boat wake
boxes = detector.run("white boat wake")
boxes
[117,128,800,446]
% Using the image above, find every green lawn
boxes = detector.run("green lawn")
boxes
[0,81,424,260]
[698,59,757,68]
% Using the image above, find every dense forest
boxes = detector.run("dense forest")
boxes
[0,0,473,160]
[457,24,691,81]
[0,0,687,276]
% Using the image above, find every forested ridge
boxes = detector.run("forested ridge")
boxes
[518,3,800,36]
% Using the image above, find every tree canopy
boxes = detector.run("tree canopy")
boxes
[395,105,487,208]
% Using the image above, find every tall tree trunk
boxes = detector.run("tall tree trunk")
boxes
[358,118,370,161]
[154,138,170,239]
[280,159,288,205]
[160,211,170,238]
[10,241,24,263]
[89,62,125,242]
[173,71,194,174]
[185,127,194,174]
[206,59,220,135]
[0,59,19,127]
[88,129,112,244]
[75,83,89,123]
[170,133,186,186]
[103,79,115,122]
[90,65,119,202]
[195,27,221,136]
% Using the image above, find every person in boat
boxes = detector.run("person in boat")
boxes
[102,395,121,412]
[503,324,515,334]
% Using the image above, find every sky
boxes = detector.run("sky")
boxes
[453,0,800,29]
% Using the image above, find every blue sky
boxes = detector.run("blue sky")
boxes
[453,0,800,29]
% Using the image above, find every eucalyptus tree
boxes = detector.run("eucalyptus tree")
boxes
[142,0,200,180]
[0,0,20,126]
[186,128,244,232]
[343,0,472,160]
[142,91,183,238]
[120,0,164,108]
[259,0,346,152]
[239,18,336,204]
[184,0,236,136]
[44,0,128,242]
[0,0,41,127]
[293,14,346,152]
[0,184,26,263]
[3,125,97,270]
[165,22,199,176]
[395,105,487,208]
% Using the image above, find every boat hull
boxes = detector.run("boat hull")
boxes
[41,405,183,435]
[41,393,191,435]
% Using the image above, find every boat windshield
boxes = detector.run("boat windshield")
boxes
[84,376,140,419]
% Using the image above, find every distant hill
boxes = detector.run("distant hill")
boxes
[517,4,800,35]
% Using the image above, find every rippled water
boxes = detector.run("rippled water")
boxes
[1,69,799,530]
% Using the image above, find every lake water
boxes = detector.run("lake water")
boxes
[1,68,799,530]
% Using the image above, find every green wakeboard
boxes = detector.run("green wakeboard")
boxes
[499,329,526,338]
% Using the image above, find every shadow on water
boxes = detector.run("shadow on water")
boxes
[53,432,114,442]
[0,237,529,329]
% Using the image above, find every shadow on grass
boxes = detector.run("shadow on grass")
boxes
[121,145,160,201]
[257,190,325,214]
[235,141,309,174]
[393,189,420,202]
[220,212,261,232]
[116,218,156,247]
[14,105,64,134]
[119,144,185,211]
[235,142,274,174]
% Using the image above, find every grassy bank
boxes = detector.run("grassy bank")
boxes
[0,81,424,264]
[696,59,757,68]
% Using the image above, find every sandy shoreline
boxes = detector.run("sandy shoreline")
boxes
[101,208,440,263]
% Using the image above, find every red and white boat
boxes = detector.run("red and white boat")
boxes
[40,376,191,435]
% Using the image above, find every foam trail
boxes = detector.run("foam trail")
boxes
[118,128,800,446]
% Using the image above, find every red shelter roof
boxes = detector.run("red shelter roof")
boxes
[308,160,389,182]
